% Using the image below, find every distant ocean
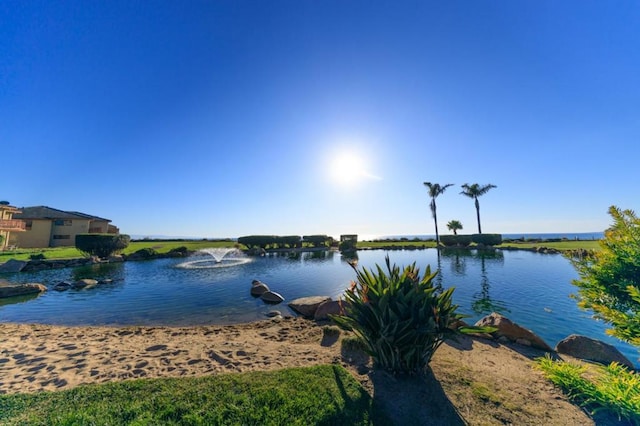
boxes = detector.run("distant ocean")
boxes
[366,232,605,241]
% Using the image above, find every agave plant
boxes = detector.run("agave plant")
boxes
[332,256,470,374]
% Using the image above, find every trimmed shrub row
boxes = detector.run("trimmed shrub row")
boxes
[440,234,502,247]
[238,235,333,249]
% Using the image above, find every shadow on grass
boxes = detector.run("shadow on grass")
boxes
[368,368,466,426]
[341,342,466,425]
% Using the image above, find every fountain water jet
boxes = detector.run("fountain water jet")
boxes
[175,248,252,269]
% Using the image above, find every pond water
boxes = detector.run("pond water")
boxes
[1,248,637,367]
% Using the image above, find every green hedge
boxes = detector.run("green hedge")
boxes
[440,235,472,247]
[237,235,276,249]
[75,234,130,258]
[238,235,332,249]
[302,235,333,247]
[472,234,503,246]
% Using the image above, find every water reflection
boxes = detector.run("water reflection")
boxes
[440,249,509,315]
[0,292,42,307]
[340,251,358,265]
[302,250,334,261]
[72,262,125,282]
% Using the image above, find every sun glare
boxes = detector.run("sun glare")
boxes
[329,150,380,188]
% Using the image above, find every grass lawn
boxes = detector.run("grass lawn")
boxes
[357,239,601,251]
[0,240,237,263]
[497,240,601,251]
[0,365,388,426]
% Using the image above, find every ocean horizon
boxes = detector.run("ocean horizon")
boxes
[364,232,605,241]
[130,232,605,242]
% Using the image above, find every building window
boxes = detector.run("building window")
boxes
[53,235,71,240]
[25,220,32,230]
[54,220,72,226]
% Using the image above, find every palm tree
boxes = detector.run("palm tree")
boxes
[423,182,454,246]
[446,220,463,235]
[460,183,497,234]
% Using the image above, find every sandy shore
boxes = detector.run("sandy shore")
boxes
[0,317,342,394]
[0,317,594,424]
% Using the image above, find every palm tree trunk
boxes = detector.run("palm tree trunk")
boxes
[475,198,482,234]
[431,199,439,246]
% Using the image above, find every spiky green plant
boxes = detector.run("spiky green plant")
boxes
[332,256,470,374]
[536,355,640,424]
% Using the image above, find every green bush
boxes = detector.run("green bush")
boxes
[440,235,472,247]
[339,240,357,252]
[471,233,502,246]
[132,248,158,259]
[275,235,301,248]
[302,234,332,248]
[569,206,640,348]
[322,325,341,337]
[29,253,46,260]
[168,246,189,256]
[238,235,278,249]
[341,335,368,352]
[331,256,468,374]
[75,234,130,258]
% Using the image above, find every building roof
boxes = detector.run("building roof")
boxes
[13,206,111,222]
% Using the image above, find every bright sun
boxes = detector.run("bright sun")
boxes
[329,150,380,187]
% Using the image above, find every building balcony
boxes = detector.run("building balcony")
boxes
[0,219,27,231]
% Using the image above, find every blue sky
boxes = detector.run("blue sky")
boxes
[2,1,639,239]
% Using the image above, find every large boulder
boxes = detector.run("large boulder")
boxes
[475,312,553,351]
[73,279,98,289]
[0,282,47,298]
[288,296,331,318]
[260,291,284,304]
[555,334,634,369]
[314,299,346,320]
[53,281,73,291]
[0,259,28,273]
[250,280,270,296]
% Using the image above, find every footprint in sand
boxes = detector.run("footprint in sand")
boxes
[208,351,231,365]
[59,343,78,351]
[146,344,168,352]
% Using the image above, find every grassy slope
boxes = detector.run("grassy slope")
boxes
[0,365,388,426]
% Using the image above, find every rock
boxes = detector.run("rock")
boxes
[250,281,270,296]
[475,312,553,351]
[260,291,284,304]
[314,299,345,320]
[53,281,73,291]
[289,296,331,318]
[0,259,28,273]
[266,310,281,317]
[73,279,99,289]
[555,334,634,369]
[108,255,124,262]
[0,283,47,298]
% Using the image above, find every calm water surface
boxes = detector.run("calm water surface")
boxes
[1,248,637,367]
